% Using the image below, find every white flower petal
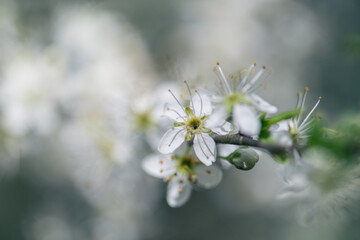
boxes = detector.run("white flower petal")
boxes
[194,165,223,189]
[248,93,277,114]
[158,127,186,154]
[142,154,176,178]
[192,93,212,117]
[233,104,260,136]
[193,133,216,166]
[210,120,233,135]
[162,103,187,122]
[271,130,293,147]
[166,175,192,207]
[205,105,227,129]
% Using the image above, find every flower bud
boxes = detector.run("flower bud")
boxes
[227,147,259,171]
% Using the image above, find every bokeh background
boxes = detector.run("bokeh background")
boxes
[0,0,359,239]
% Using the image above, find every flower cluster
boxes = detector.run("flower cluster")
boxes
[142,62,303,207]
[141,61,360,225]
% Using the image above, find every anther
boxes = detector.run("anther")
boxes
[253,62,257,66]
[179,180,184,184]
[216,61,220,65]
[319,96,322,100]
[160,169,164,173]
[304,87,309,92]
[165,176,171,181]
[159,160,164,164]
[170,155,174,160]
[262,65,266,69]
[206,170,211,174]
[178,189,183,194]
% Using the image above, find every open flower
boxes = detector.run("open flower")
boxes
[209,62,277,136]
[158,82,232,166]
[272,87,322,148]
[142,152,223,207]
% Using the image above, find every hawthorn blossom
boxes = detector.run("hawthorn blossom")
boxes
[158,82,232,166]
[272,88,322,148]
[209,62,277,136]
[142,153,222,207]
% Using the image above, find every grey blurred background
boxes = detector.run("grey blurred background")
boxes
[0,0,359,239]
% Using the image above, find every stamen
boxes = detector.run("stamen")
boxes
[168,89,186,114]
[214,62,232,94]
[296,87,309,123]
[300,87,309,111]
[178,189,183,194]
[165,176,171,181]
[184,80,195,115]
[160,169,164,173]
[206,170,211,174]
[242,65,266,92]
[299,96,322,128]
[167,107,186,121]
[295,91,302,109]
[179,179,184,184]
[170,155,174,160]
[195,90,203,116]
[238,62,256,90]
[159,160,164,164]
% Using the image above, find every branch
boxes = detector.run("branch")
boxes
[212,133,290,155]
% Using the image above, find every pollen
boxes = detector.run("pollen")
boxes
[319,96,322,100]
[178,189,183,194]
[304,87,309,91]
[253,62,257,66]
[206,170,211,174]
[216,61,220,65]
[159,160,164,164]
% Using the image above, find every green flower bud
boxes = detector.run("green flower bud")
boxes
[227,147,259,171]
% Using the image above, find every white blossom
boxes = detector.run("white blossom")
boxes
[272,88,322,148]
[158,83,232,166]
[209,62,277,136]
[142,153,222,207]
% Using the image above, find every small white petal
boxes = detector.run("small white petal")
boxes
[162,103,187,122]
[205,105,227,129]
[166,175,192,207]
[210,121,233,135]
[271,130,293,147]
[142,154,176,178]
[158,127,186,154]
[192,93,212,117]
[248,93,277,114]
[193,133,216,166]
[233,104,260,136]
[194,165,223,189]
